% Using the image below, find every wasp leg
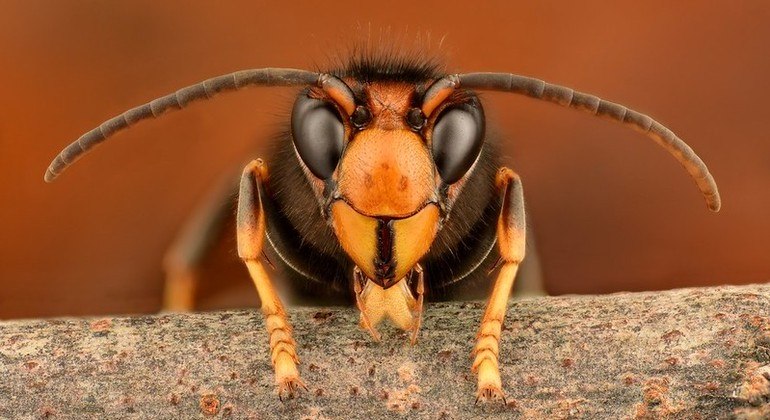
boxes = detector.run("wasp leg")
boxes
[353,267,382,341]
[238,159,306,400]
[409,264,424,345]
[162,173,238,312]
[472,168,526,404]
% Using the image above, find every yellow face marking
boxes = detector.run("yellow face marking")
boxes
[391,204,440,281]
[331,201,439,285]
[330,201,378,278]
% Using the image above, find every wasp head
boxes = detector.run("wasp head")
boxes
[291,76,485,288]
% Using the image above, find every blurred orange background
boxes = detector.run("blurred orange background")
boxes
[1,1,768,319]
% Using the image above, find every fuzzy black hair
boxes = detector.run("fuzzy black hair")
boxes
[319,36,447,85]
[334,52,445,84]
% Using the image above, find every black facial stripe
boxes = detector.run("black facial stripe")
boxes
[374,218,396,282]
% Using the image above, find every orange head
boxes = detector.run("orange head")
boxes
[290,78,486,288]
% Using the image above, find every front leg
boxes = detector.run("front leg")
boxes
[237,159,306,400]
[472,168,526,403]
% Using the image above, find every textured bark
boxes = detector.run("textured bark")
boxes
[1,285,769,419]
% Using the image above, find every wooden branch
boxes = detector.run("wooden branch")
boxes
[1,285,769,418]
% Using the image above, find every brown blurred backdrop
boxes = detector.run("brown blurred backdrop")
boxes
[1,1,768,319]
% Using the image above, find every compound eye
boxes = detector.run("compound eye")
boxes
[291,94,345,179]
[431,103,485,184]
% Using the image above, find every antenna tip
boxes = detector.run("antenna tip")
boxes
[43,169,56,183]
[708,196,721,212]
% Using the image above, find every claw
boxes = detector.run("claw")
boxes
[277,376,307,401]
[475,384,506,404]
[274,350,305,401]
[474,355,505,405]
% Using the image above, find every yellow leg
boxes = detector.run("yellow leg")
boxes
[245,260,306,399]
[473,168,526,403]
[162,269,197,312]
[238,159,306,400]
[162,172,238,312]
